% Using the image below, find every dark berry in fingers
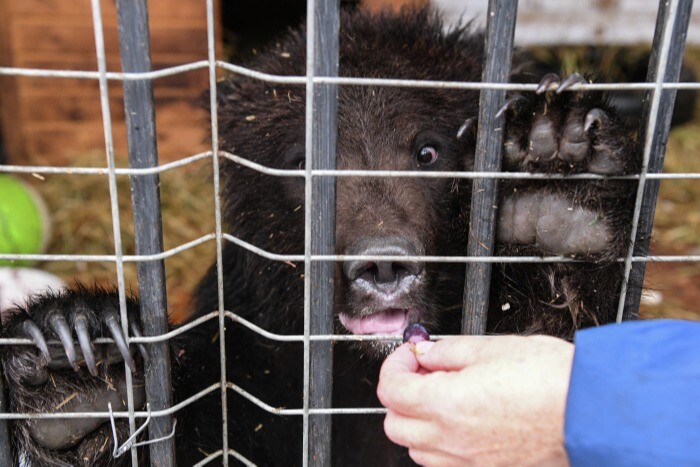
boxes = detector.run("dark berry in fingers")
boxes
[403,323,430,344]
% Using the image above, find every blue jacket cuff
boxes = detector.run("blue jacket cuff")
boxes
[564,320,700,466]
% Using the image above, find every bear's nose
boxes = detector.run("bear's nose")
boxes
[343,237,424,291]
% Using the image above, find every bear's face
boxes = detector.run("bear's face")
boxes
[220,80,476,355]
[331,85,473,354]
[216,10,482,355]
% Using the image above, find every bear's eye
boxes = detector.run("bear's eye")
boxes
[296,159,305,170]
[416,146,438,165]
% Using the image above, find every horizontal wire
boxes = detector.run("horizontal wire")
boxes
[221,233,300,262]
[0,383,220,420]
[0,151,212,176]
[0,308,503,348]
[0,278,674,352]
[2,61,700,91]
[313,77,700,91]
[222,150,700,180]
[129,311,218,343]
[2,247,698,265]
[217,61,305,84]
[0,375,389,421]
[225,312,541,343]
[225,311,404,343]
[0,310,216,346]
[226,382,387,416]
[0,308,493,348]
[300,254,700,263]
[307,171,700,180]
[0,61,209,81]
[0,234,215,263]
[2,148,700,181]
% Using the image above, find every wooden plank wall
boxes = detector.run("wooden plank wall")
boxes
[437,0,700,46]
[0,0,221,165]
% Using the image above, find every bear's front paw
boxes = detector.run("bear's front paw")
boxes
[2,288,146,464]
[496,73,639,257]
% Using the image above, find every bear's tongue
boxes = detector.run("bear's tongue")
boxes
[339,309,408,335]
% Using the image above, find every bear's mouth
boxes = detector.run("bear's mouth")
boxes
[338,308,414,335]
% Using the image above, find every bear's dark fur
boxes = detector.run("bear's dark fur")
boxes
[2,7,638,466]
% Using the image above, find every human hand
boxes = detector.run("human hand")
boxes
[377,335,574,466]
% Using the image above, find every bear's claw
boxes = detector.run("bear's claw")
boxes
[536,72,586,95]
[104,311,137,373]
[495,94,528,118]
[556,73,586,94]
[20,308,141,378]
[535,72,561,94]
[74,314,98,376]
[584,108,608,132]
[49,314,79,371]
[21,320,50,362]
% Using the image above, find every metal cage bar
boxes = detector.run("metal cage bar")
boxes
[620,0,694,321]
[88,0,140,463]
[203,0,231,464]
[304,0,340,465]
[114,0,176,463]
[462,0,518,335]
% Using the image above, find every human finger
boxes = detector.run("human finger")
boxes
[381,343,420,376]
[377,344,433,417]
[383,409,437,451]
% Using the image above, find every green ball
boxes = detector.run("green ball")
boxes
[0,175,50,267]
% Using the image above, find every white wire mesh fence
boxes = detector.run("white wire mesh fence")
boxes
[0,0,698,465]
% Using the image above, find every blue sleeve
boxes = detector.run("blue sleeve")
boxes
[564,320,700,466]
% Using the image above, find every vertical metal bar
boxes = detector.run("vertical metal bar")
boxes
[462,0,518,335]
[115,0,175,463]
[88,0,139,464]
[619,0,693,321]
[303,0,339,465]
[205,0,230,463]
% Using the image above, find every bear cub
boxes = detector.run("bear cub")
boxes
[2,7,638,466]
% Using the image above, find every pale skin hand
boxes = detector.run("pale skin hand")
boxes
[377,335,574,466]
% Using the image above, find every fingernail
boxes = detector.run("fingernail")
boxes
[415,341,435,355]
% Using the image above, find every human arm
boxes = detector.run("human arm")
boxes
[378,320,700,466]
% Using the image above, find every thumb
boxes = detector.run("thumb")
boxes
[415,336,494,372]
[377,343,425,412]
[379,343,420,385]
